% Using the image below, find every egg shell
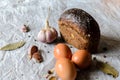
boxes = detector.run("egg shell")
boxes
[72,50,91,69]
[54,43,72,60]
[55,58,77,80]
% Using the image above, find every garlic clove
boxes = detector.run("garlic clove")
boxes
[46,29,55,43]
[32,51,43,63]
[28,45,38,59]
[51,28,58,38]
[37,30,46,43]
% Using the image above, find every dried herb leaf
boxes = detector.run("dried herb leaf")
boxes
[49,76,57,80]
[0,41,25,51]
[97,61,119,78]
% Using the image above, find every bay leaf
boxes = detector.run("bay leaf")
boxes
[0,41,26,51]
[96,61,119,78]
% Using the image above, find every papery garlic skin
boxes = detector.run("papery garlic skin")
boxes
[37,30,46,43]
[46,28,58,43]
[21,25,29,33]
[45,29,53,43]
[37,26,58,43]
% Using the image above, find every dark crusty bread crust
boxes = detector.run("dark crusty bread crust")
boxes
[58,8,100,53]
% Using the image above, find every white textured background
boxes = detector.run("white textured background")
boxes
[0,0,120,80]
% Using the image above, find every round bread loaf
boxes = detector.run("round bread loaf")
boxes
[58,8,100,53]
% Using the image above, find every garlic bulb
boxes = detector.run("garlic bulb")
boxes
[37,20,58,43]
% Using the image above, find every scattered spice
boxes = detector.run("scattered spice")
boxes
[44,68,55,79]
[0,41,25,51]
[49,68,55,74]
[96,60,119,78]
[34,39,37,42]
[44,45,47,47]
[103,55,107,58]
[93,57,96,61]
[48,69,54,74]
[47,51,50,53]
[70,46,73,48]
[28,35,31,37]
[48,70,52,74]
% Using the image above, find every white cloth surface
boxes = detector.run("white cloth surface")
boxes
[0,0,120,80]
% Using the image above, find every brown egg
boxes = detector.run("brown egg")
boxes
[72,50,91,69]
[54,43,72,60]
[55,58,77,80]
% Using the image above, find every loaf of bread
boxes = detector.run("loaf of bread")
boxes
[58,8,100,53]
